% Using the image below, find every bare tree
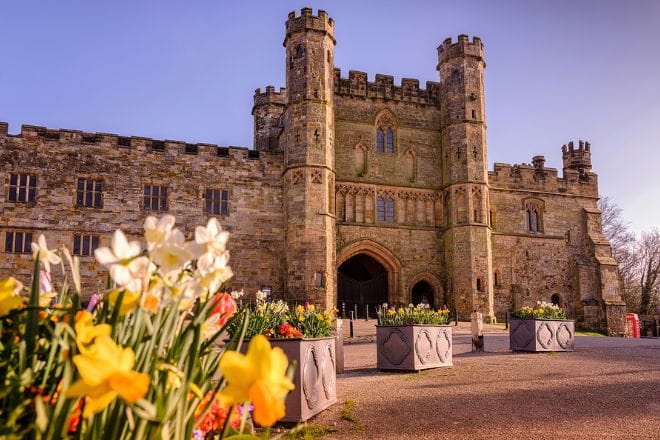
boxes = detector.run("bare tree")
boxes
[598,196,638,310]
[636,229,660,315]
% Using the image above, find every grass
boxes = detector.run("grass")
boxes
[576,328,606,337]
[340,399,365,432]
[288,424,337,439]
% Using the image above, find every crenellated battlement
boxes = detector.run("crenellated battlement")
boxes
[253,86,287,109]
[284,8,334,45]
[562,140,592,176]
[437,35,484,65]
[333,68,441,105]
[0,122,282,164]
[489,149,598,196]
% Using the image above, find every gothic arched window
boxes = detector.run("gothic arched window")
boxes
[376,129,385,152]
[386,197,394,222]
[524,199,544,233]
[377,195,395,222]
[375,110,395,154]
[386,128,394,153]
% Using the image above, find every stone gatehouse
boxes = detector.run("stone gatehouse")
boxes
[0,8,626,334]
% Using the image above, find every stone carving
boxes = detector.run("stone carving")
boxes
[377,325,452,371]
[302,345,319,410]
[310,169,322,184]
[414,329,433,365]
[380,328,411,366]
[435,327,452,363]
[321,341,336,399]
[510,319,575,352]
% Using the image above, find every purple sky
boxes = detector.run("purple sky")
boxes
[1,0,659,234]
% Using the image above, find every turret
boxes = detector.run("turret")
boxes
[281,9,336,306]
[252,86,286,152]
[562,140,592,180]
[438,35,494,322]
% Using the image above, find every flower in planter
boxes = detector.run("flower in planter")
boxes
[377,304,452,326]
[278,323,303,338]
[220,335,294,427]
[511,302,566,320]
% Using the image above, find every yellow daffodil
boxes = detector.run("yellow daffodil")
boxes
[0,277,25,316]
[75,311,111,353]
[219,335,294,427]
[107,289,140,315]
[66,335,150,417]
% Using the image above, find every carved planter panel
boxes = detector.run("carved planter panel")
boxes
[509,319,575,352]
[270,337,337,422]
[236,337,337,423]
[376,325,453,371]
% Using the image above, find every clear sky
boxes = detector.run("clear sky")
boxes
[1,0,659,234]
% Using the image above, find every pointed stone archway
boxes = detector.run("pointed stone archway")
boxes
[336,240,402,314]
[408,272,444,308]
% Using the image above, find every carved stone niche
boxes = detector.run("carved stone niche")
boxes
[376,325,453,371]
[509,318,575,352]
[268,337,337,422]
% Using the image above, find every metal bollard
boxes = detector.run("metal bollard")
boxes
[354,304,358,320]
[349,311,354,338]
[455,310,459,326]
[365,304,369,321]
[505,311,509,329]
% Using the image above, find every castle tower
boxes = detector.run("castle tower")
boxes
[438,35,495,322]
[252,86,287,152]
[282,8,336,306]
[562,140,592,181]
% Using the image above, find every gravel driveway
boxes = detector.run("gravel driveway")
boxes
[310,332,660,439]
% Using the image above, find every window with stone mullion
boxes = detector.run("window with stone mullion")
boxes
[8,173,37,203]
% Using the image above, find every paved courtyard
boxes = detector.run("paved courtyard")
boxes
[310,324,660,439]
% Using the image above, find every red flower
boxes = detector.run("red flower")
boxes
[195,391,239,434]
[278,323,303,338]
[209,293,237,326]
[67,399,85,433]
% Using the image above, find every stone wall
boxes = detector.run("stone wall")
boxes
[0,124,286,299]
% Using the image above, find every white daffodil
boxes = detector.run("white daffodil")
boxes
[31,234,61,273]
[144,215,176,250]
[230,289,245,301]
[61,246,81,294]
[191,218,229,266]
[151,229,192,275]
[194,256,233,300]
[255,290,267,303]
[94,230,142,285]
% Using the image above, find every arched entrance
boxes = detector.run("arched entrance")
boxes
[338,254,387,318]
[408,272,444,309]
[411,280,435,308]
[336,240,402,318]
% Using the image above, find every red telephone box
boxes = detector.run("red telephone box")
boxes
[626,313,640,338]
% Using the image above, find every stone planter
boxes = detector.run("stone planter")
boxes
[509,318,575,352]
[376,325,453,371]
[234,337,337,423]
